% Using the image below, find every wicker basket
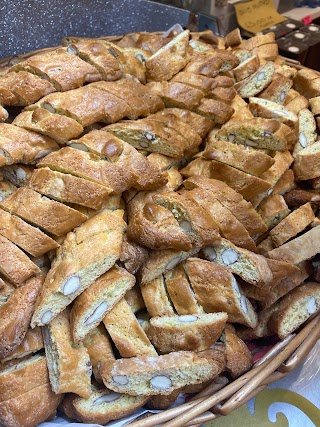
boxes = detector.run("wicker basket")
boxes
[126,313,320,427]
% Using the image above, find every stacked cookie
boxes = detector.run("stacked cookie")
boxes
[0,27,319,427]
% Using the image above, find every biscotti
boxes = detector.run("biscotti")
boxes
[101,347,225,396]
[147,312,228,353]
[31,209,126,326]
[43,308,92,398]
[223,324,252,378]
[140,274,175,317]
[70,265,135,342]
[0,235,40,285]
[0,327,43,363]
[0,187,87,236]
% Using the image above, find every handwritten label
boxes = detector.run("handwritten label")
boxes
[235,0,286,34]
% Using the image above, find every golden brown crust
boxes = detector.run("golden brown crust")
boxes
[37,146,138,193]
[159,108,214,138]
[164,263,205,315]
[147,313,228,353]
[0,276,43,359]
[0,123,59,167]
[194,98,234,124]
[183,176,267,236]
[223,324,252,379]
[0,207,59,257]
[0,71,56,106]
[12,108,84,143]
[258,73,293,104]
[0,382,62,427]
[293,141,320,181]
[0,235,40,285]
[43,308,92,398]
[257,194,290,230]
[184,51,239,76]
[103,298,157,357]
[29,167,111,210]
[1,327,43,363]
[147,81,204,110]
[82,325,115,383]
[70,265,135,342]
[233,55,260,82]
[11,47,101,91]
[293,69,320,99]
[0,187,87,236]
[140,275,175,317]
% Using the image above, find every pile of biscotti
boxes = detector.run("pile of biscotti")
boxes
[0,27,320,427]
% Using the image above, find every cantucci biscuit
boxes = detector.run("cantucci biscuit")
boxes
[257,194,290,230]
[183,176,267,236]
[248,97,298,127]
[184,50,239,76]
[194,98,234,124]
[216,118,293,150]
[101,347,225,396]
[140,274,175,317]
[70,265,135,342]
[29,167,112,210]
[0,187,87,236]
[293,108,317,157]
[0,123,59,167]
[236,62,275,98]
[0,207,59,257]
[269,203,315,247]
[202,135,274,176]
[258,73,293,104]
[293,141,320,180]
[61,383,148,425]
[12,108,84,143]
[202,238,273,288]
[223,324,252,379]
[103,298,157,357]
[83,325,116,383]
[125,285,145,313]
[0,276,43,359]
[0,327,43,363]
[146,30,190,81]
[31,209,126,326]
[37,146,138,193]
[160,108,214,138]
[147,312,228,353]
[43,308,92,398]
[11,47,102,91]
[233,55,260,82]
[180,157,212,178]
[185,258,257,327]
[268,282,320,339]
[164,263,205,315]
[0,235,40,285]
[293,68,320,99]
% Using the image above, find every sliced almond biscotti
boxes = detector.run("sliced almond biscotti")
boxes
[0,275,43,359]
[0,187,87,237]
[185,258,257,327]
[258,72,293,104]
[268,282,320,339]
[105,118,192,158]
[0,123,59,167]
[31,209,126,327]
[223,324,253,379]
[12,108,84,144]
[293,108,317,157]
[164,263,205,315]
[248,97,298,127]
[236,62,275,98]
[257,194,290,230]
[183,176,267,236]
[146,30,191,81]
[269,203,315,247]
[70,266,135,342]
[183,187,257,252]
[147,312,228,353]
[43,308,92,398]
[216,117,294,150]
[233,55,260,82]
[152,191,221,247]
[202,136,274,177]
[101,347,225,396]
[210,160,271,201]
[61,383,148,425]
[293,68,320,99]
[140,274,176,317]
[268,226,320,265]
[0,235,40,285]
[293,141,320,180]
[0,207,59,257]
[103,298,157,357]
[37,146,138,194]
[29,167,112,210]
[202,238,273,288]
[83,325,116,383]
[1,326,43,363]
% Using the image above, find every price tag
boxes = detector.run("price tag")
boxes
[235,0,286,34]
